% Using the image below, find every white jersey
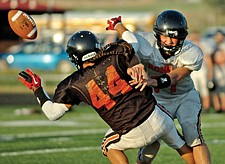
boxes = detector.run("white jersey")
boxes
[124,32,203,100]
[122,31,205,147]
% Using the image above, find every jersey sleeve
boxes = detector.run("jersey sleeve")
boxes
[178,43,203,71]
[121,31,139,53]
[122,31,155,63]
[53,75,81,105]
[135,33,153,57]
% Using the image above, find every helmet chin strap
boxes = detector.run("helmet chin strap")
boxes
[156,42,175,59]
[159,46,182,59]
[159,48,173,59]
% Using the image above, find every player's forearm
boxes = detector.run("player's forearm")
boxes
[18,69,70,121]
[115,23,128,37]
[168,67,191,84]
[34,87,69,121]
[34,87,50,106]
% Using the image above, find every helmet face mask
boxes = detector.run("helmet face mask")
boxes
[153,10,188,56]
[66,30,101,70]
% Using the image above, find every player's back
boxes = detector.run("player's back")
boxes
[54,54,156,134]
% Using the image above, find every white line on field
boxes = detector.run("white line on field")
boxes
[1,120,225,141]
[1,120,225,128]
[0,120,97,127]
[0,128,107,141]
[1,139,225,157]
[0,146,100,157]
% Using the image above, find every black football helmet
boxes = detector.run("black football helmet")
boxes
[153,10,188,55]
[66,30,101,70]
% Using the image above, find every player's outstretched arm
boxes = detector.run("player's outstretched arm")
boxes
[106,16,127,36]
[127,64,174,90]
[106,16,139,52]
[18,69,70,121]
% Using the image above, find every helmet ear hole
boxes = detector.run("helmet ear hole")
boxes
[66,30,100,70]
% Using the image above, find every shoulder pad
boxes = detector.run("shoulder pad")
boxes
[179,41,203,71]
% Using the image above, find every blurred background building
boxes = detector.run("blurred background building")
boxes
[0,0,225,52]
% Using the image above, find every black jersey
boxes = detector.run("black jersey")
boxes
[53,49,156,135]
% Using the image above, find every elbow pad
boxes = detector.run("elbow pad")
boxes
[155,74,171,89]
[42,101,69,121]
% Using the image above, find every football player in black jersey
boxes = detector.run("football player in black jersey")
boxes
[18,30,194,164]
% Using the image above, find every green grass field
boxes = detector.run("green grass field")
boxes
[0,104,225,164]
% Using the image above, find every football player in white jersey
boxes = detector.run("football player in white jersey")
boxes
[106,10,211,164]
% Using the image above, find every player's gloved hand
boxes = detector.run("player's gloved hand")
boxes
[106,16,122,30]
[18,68,41,91]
